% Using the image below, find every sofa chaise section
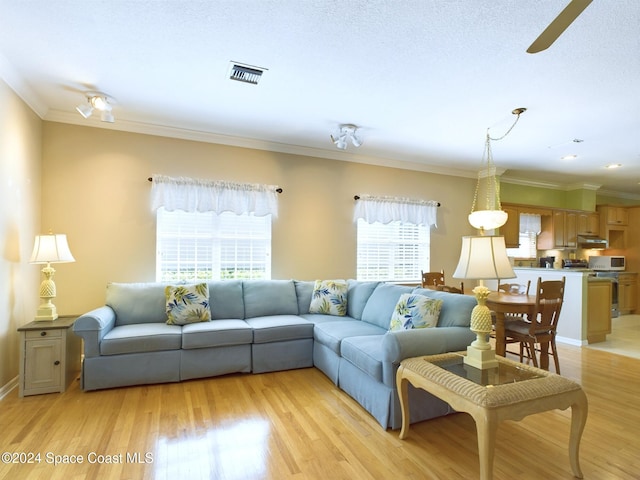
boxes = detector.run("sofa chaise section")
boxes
[336,283,477,429]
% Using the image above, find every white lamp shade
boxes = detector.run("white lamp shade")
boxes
[76,104,93,118]
[453,235,515,280]
[468,209,508,231]
[30,234,75,264]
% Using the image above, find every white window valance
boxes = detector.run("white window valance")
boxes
[519,213,541,234]
[150,174,279,217]
[353,195,439,227]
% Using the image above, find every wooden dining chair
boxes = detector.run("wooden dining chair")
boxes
[436,283,464,294]
[421,270,445,289]
[503,277,565,373]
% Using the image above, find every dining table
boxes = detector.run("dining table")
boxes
[485,291,551,370]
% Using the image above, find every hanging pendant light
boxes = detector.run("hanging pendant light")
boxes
[468,108,526,232]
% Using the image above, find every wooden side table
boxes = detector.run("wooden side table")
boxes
[18,315,81,397]
[397,352,588,480]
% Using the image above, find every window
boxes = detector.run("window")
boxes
[356,218,430,282]
[506,232,537,259]
[156,208,271,282]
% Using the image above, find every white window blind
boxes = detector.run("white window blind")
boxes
[356,218,430,282]
[156,208,271,281]
[506,232,537,259]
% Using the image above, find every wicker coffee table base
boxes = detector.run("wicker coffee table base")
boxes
[397,353,588,480]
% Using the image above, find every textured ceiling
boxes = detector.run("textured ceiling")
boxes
[1,0,639,198]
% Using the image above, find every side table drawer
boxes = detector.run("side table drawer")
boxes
[26,329,62,339]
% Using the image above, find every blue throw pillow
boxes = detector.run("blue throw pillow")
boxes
[309,280,348,316]
[165,283,211,325]
[389,293,443,331]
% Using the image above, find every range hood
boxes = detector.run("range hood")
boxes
[577,235,608,249]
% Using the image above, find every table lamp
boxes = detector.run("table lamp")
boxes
[453,235,515,369]
[30,233,75,321]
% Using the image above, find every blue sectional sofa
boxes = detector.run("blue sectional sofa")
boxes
[73,279,476,429]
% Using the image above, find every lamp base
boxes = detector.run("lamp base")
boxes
[35,301,58,322]
[463,345,498,370]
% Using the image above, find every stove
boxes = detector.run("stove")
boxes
[562,259,589,269]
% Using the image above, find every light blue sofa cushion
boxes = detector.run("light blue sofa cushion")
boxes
[245,315,314,343]
[106,282,168,326]
[100,324,182,355]
[360,283,414,329]
[313,320,386,354]
[300,313,357,325]
[347,280,380,320]
[412,288,475,327]
[208,280,245,320]
[243,280,298,318]
[182,319,253,349]
[295,280,314,314]
[341,335,385,383]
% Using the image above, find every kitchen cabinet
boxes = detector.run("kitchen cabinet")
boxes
[604,206,628,226]
[538,209,577,249]
[618,273,637,315]
[555,210,577,248]
[18,316,81,397]
[597,206,628,249]
[587,279,612,343]
[501,205,520,248]
[577,212,599,236]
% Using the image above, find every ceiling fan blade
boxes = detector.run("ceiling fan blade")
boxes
[527,0,593,54]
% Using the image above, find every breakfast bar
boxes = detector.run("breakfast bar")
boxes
[487,268,611,346]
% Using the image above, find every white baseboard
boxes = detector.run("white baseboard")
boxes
[0,376,18,401]
[556,336,586,347]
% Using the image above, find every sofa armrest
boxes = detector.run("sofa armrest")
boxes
[381,327,475,387]
[382,326,475,364]
[73,306,116,357]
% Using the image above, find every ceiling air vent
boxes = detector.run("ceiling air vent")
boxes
[229,62,266,85]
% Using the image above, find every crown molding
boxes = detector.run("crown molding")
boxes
[44,109,480,180]
[565,183,602,191]
[0,52,48,118]
[597,188,640,201]
[499,176,566,190]
[502,176,640,200]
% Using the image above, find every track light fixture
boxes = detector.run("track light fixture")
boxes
[75,93,115,123]
[330,124,363,150]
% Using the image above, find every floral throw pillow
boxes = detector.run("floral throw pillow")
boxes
[309,280,348,316]
[165,283,212,325]
[389,293,443,331]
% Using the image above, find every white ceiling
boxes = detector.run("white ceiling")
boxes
[1,1,639,198]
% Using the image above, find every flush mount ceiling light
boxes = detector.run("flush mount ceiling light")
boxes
[330,124,363,150]
[75,93,115,123]
[561,154,578,160]
[605,163,622,169]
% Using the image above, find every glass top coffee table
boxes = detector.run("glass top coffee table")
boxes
[396,352,588,480]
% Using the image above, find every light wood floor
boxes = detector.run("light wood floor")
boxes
[1,343,639,480]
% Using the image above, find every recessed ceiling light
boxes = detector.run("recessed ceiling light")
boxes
[605,163,622,169]
[561,154,577,160]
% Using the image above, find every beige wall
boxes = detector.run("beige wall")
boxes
[42,122,477,315]
[0,79,42,390]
